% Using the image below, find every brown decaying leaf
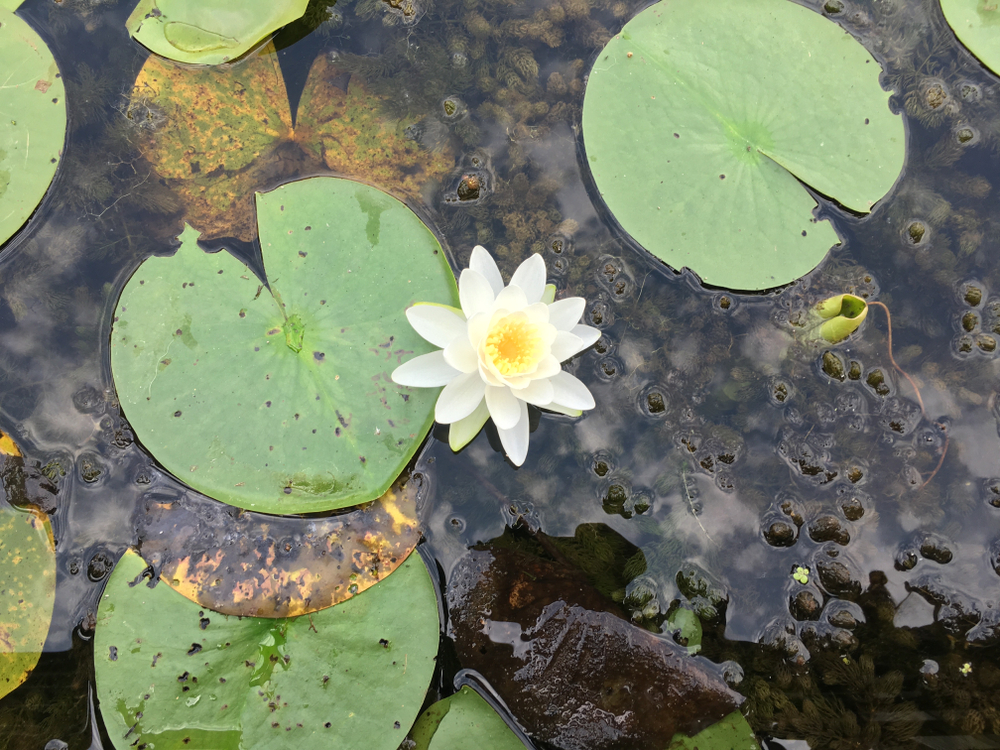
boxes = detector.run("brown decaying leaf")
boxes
[136,474,421,618]
[131,44,455,242]
[447,529,743,750]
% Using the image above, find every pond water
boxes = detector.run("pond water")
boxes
[2,0,1000,747]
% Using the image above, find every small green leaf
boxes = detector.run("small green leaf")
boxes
[0,9,67,249]
[582,0,904,290]
[111,177,459,513]
[126,0,310,65]
[665,606,703,656]
[410,687,528,750]
[95,549,440,750]
[940,0,1000,76]
[0,503,56,701]
[667,710,759,750]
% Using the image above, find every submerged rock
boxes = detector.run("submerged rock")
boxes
[447,533,742,750]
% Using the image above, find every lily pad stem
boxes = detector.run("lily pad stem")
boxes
[868,301,948,491]
[867,301,924,415]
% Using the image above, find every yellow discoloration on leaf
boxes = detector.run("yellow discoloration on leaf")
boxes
[130,44,455,242]
[0,433,20,457]
[0,505,55,701]
[142,476,421,617]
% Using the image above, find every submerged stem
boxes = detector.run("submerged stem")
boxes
[867,300,947,490]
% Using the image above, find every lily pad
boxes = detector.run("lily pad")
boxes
[0,500,56,701]
[137,473,421,617]
[126,0,310,65]
[129,44,455,241]
[940,0,1000,76]
[581,0,904,291]
[667,710,759,750]
[95,549,439,750]
[0,9,67,249]
[409,686,528,750]
[111,177,459,513]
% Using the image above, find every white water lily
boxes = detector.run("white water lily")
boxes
[391,246,600,466]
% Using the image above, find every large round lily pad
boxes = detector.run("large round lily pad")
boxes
[0,9,67,249]
[0,500,56,701]
[138,473,421,617]
[95,549,439,750]
[111,177,458,513]
[126,0,309,65]
[582,0,905,291]
[940,0,1000,75]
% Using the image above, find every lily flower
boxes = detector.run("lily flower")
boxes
[391,246,600,465]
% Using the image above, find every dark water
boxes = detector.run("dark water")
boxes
[2,0,1000,747]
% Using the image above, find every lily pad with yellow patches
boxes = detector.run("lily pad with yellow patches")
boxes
[130,44,455,242]
[138,475,421,617]
[0,502,56,701]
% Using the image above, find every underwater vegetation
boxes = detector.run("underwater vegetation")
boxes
[3,0,1000,747]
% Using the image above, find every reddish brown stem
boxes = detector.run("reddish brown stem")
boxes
[867,301,948,490]
[867,301,926,416]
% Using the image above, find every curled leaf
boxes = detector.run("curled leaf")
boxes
[813,293,869,343]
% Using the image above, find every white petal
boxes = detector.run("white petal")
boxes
[485,385,522,430]
[496,400,530,466]
[518,377,554,406]
[492,284,528,313]
[543,402,583,418]
[548,297,585,331]
[459,269,495,318]
[550,331,585,362]
[470,246,504,296]
[571,324,601,350]
[449,398,489,451]
[523,302,552,326]
[435,371,487,424]
[443,336,478,373]
[532,355,562,381]
[509,254,546,304]
[478,358,504,387]
[467,311,490,347]
[391,350,458,387]
[541,284,557,304]
[548,371,595,410]
[406,304,467,348]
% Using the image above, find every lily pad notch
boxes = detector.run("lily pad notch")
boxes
[111,176,459,514]
[581,0,905,291]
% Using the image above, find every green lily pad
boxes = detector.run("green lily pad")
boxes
[95,549,439,750]
[940,0,1000,76]
[409,686,528,750]
[667,710,759,750]
[582,0,904,291]
[126,0,310,65]
[110,177,458,513]
[0,9,67,249]
[0,502,56,701]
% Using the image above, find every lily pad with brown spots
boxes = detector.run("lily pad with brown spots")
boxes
[137,474,421,617]
[129,43,455,242]
[0,431,56,700]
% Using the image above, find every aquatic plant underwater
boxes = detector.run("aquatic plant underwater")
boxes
[3,0,1000,747]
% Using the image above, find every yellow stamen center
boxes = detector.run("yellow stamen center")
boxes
[484,316,543,376]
